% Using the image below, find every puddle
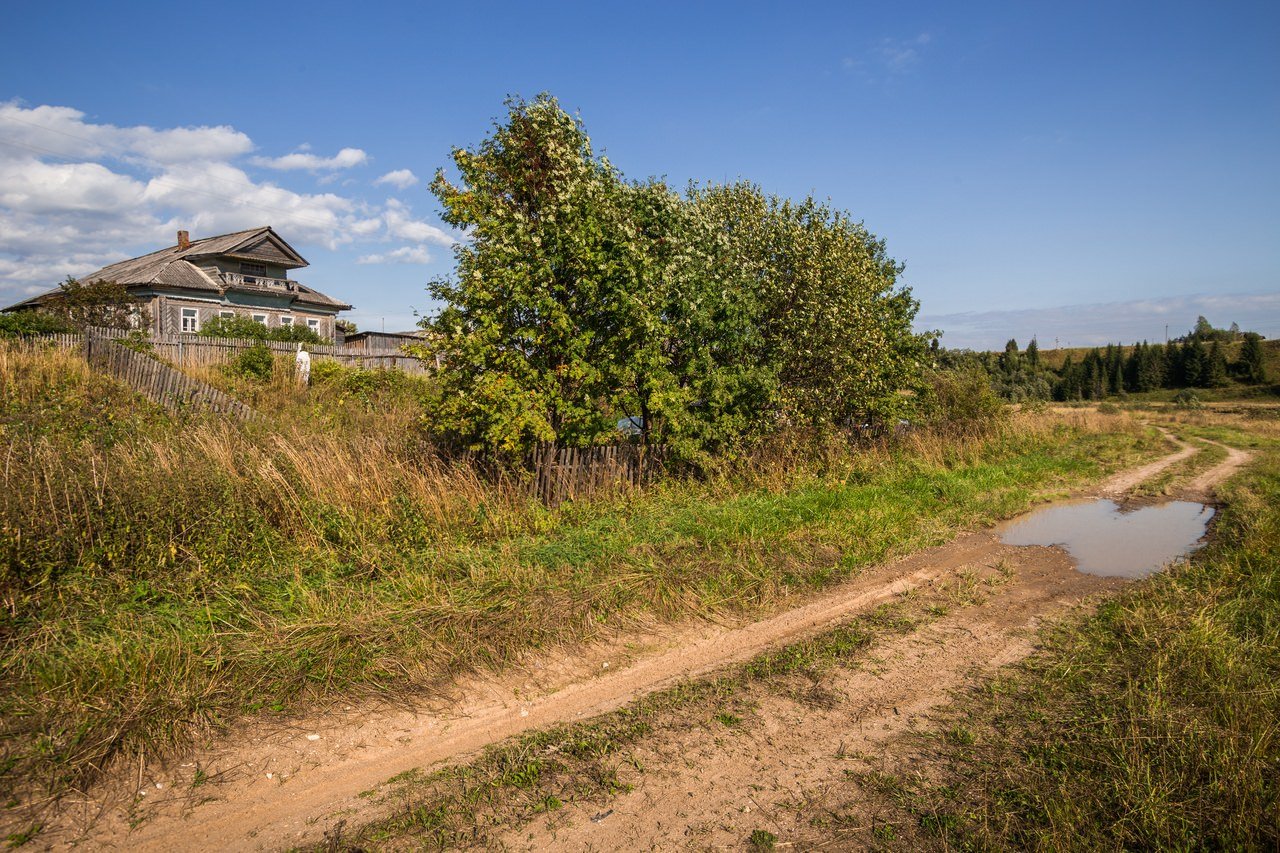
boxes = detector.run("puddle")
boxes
[998,499,1215,579]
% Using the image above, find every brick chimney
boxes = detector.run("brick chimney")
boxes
[177,230,190,250]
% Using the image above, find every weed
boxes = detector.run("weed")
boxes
[747,828,777,850]
[0,340,1160,810]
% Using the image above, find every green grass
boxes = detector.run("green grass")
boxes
[858,417,1280,849]
[0,343,1163,819]
[309,574,991,851]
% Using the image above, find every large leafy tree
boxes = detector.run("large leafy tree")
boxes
[423,94,632,452]
[421,95,929,458]
[705,186,928,427]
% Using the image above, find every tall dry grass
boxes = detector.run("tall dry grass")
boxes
[0,340,1160,817]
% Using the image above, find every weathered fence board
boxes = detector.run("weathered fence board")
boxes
[526,441,664,506]
[85,335,255,419]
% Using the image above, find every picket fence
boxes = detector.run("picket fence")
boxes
[21,330,663,505]
[30,328,432,374]
[84,335,255,419]
[527,441,664,506]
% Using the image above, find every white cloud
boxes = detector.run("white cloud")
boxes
[375,169,418,190]
[384,198,457,246]
[0,158,145,214]
[253,147,368,171]
[0,101,411,303]
[357,245,433,265]
[0,101,254,165]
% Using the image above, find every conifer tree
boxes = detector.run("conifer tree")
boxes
[1237,333,1267,384]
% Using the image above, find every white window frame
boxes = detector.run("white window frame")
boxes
[306,318,320,332]
[219,310,235,319]
[280,316,294,327]
[251,313,268,325]
[180,307,200,333]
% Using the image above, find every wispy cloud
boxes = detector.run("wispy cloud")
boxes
[253,146,368,171]
[375,169,418,190]
[918,292,1280,350]
[383,198,457,247]
[357,245,433,265]
[843,32,933,77]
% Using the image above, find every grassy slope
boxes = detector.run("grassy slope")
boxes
[870,414,1280,849]
[317,413,1280,852]
[0,343,1163,815]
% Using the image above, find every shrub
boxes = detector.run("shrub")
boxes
[1172,389,1203,410]
[227,343,276,382]
[1097,402,1120,415]
[200,316,269,340]
[268,324,323,344]
[925,368,1008,433]
[0,312,72,337]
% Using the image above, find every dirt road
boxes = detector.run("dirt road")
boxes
[42,429,1247,851]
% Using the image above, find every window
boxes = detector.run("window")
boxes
[251,313,268,325]
[306,318,320,332]
[280,316,293,327]
[180,307,199,333]
[240,262,267,277]
[219,310,235,319]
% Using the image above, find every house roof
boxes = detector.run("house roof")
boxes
[3,226,352,312]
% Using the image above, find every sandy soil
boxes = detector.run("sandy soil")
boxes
[26,429,1249,851]
[1184,438,1253,499]
[496,544,1119,852]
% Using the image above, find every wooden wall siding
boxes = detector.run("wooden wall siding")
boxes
[26,329,432,375]
[85,335,255,419]
[235,238,294,266]
[528,442,664,507]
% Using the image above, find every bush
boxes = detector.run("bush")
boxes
[268,324,323,344]
[0,312,72,337]
[1097,402,1120,415]
[925,369,1008,433]
[199,316,268,340]
[226,343,276,382]
[1172,389,1203,410]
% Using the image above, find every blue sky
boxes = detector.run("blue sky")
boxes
[1,0,1277,348]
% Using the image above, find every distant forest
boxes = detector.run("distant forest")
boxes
[938,316,1270,402]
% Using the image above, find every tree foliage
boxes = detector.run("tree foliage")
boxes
[419,94,929,462]
[0,312,72,337]
[199,315,324,344]
[44,278,148,331]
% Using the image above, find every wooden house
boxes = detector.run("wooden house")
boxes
[3,227,352,340]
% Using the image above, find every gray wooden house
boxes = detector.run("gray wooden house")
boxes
[4,227,352,339]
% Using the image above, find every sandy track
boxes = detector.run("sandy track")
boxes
[1185,438,1253,499]
[33,429,1250,851]
[1097,429,1195,495]
[497,545,1118,851]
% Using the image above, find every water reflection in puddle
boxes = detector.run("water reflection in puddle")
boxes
[998,499,1215,579]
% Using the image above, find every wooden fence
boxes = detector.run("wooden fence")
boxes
[527,442,664,506]
[26,328,432,375]
[85,335,255,419]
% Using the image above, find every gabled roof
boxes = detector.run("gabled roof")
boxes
[3,227,351,312]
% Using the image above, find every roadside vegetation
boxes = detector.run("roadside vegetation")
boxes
[307,413,1279,851]
[0,337,1160,818]
[830,411,1280,849]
